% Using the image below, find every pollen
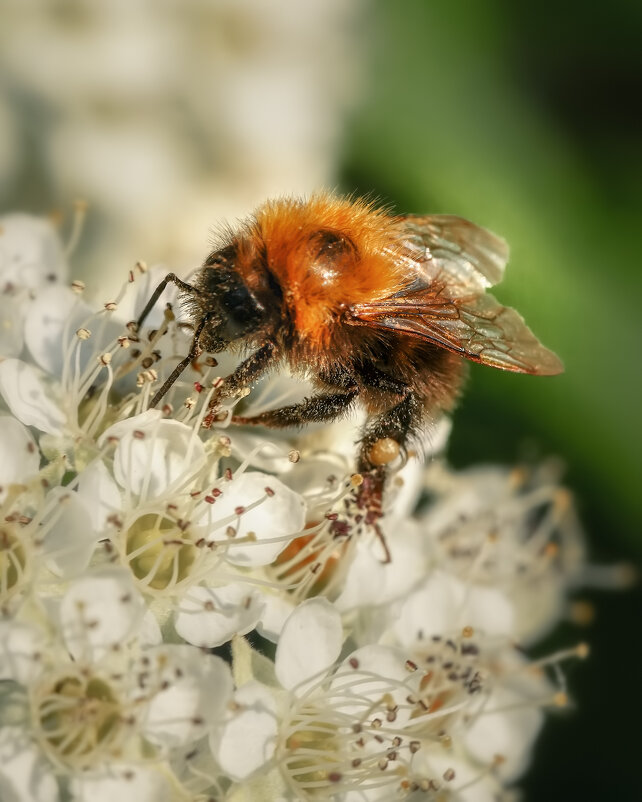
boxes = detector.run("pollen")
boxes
[367,437,400,467]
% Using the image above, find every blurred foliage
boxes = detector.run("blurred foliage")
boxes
[342,0,641,555]
[341,2,641,799]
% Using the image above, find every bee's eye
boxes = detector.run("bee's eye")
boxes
[222,284,263,326]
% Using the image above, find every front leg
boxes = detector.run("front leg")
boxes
[218,341,278,398]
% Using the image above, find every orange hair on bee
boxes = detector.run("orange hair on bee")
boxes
[249,194,404,349]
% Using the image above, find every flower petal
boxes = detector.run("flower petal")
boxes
[105,412,205,499]
[204,472,305,567]
[0,213,68,290]
[69,764,174,802]
[175,584,264,648]
[0,359,65,434]
[394,571,514,647]
[76,459,122,533]
[466,693,543,782]
[0,293,25,358]
[0,622,45,685]
[0,415,39,498]
[142,646,232,748]
[0,726,58,802]
[275,597,342,692]
[211,681,277,780]
[41,487,100,577]
[24,285,96,375]
[59,568,146,661]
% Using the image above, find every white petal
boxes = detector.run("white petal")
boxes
[465,584,515,636]
[0,359,65,434]
[24,285,95,375]
[59,568,146,661]
[394,571,464,646]
[107,412,205,499]
[204,472,305,567]
[376,518,429,600]
[41,487,100,577]
[76,459,122,533]
[142,646,232,748]
[464,682,545,782]
[0,213,68,289]
[394,571,514,647]
[69,764,174,802]
[412,750,501,802]
[0,293,25,358]
[275,597,342,692]
[256,592,296,642]
[97,408,163,445]
[175,584,264,648]
[0,726,59,802]
[138,609,163,647]
[242,372,313,418]
[229,429,295,475]
[0,622,45,685]
[211,681,277,780]
[331,645,414,721]
[334,540,388,610]
[0,415,39,497]
[296,409,366,465]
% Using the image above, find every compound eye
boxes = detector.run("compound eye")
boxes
[218,282,265,343]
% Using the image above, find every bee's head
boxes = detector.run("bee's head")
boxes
[193,242,270,351]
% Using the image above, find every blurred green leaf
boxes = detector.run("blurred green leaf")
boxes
[342,0,641,552]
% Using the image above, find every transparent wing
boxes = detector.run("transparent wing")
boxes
[393,214,509,294]
[348,286,563,375]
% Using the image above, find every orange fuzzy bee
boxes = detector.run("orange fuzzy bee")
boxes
[137,194,562,475]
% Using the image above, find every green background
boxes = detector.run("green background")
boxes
[339,2,640,799]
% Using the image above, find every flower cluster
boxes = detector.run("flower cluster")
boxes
[0,214,589,801]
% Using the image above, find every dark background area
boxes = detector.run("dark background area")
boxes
[339,2,640,799]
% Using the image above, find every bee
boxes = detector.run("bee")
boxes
[136,193,562,477]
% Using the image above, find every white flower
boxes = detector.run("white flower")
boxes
[0,217,595,801]
[420,463,586,642]
[0,567,233,800]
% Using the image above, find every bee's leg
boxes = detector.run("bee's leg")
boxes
[231,386,359,427]
[135,273,200,332]
[148,310,217,408]
[353,378,418,563]
[354,362,416,472]
[218,341,278,398]
[357,392,419,472]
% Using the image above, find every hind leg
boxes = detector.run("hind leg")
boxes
[354,362,419,472]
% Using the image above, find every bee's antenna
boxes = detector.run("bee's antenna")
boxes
[148,310,218,408]
[135,272,200,333]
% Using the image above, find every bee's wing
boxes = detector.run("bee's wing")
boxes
[393,214,509,293]
[350,214,562,375]
[349,288,562,374]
